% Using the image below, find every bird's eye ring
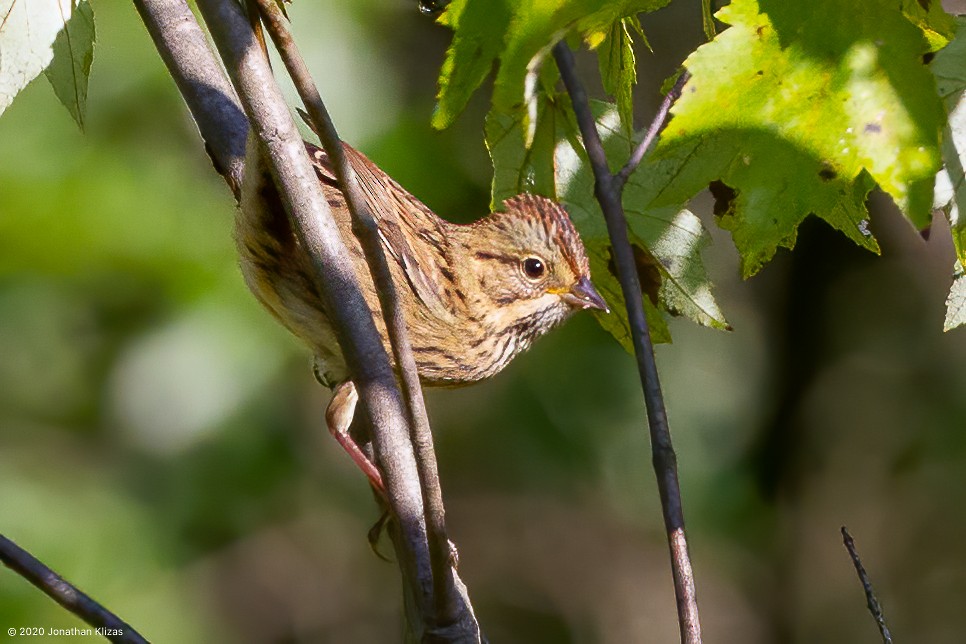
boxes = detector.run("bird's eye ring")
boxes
[522,257,546,280]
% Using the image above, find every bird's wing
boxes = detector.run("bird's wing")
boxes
[305,141,455,321]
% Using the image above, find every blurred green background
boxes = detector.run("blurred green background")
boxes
[2,1,966,642]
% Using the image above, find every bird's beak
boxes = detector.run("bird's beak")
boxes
[562,276,609,313]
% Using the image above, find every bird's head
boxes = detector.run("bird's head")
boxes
[467,194,608,341]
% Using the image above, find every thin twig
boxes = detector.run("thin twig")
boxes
[0,534,148,643]
[132,0,248,196]
[616,71,690,186]
[841,527,894,644]
[193,0,438,635]
[553,41,702,644]
[252,0,474,638]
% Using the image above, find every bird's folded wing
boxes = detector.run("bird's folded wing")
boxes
[305,142,455,322]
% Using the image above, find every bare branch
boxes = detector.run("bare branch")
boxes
[133,0,479,638]
[0,534,148,643]
[841,527,894,644]
[616,71,690,187]
[553,41,703,644]
[132,0,248,196]
[252,0,477,638]
[193,0,438,635]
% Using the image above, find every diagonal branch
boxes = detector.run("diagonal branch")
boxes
[0,534,148,644]
[134,0,481,640]
[553,41,703,644]
[192,0,439,634]
[133,0,248,195]
[252,0,475,637]
[841,527,894,644]
[617,70,690,187]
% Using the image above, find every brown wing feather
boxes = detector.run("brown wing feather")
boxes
[305,142,455,321]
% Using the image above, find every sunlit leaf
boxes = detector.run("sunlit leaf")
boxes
[597,19,637,133]
[432,0,513,129]
[434,0,670,129]
[945,263,966,331]
[932,18,966,269]
[558,102,728,347]
[654,0,943,277]
[901,0,956,51]
[1,0,94,124]
[485,95,578,208]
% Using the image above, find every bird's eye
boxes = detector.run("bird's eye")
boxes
[522,257,546,280]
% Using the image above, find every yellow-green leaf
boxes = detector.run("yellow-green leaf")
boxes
[597,19,637,133]
[654,0,942,276]
[434,0,670,129]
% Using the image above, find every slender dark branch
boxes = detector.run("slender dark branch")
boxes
[132,0,248,196]
[616,71,690,187]
[252,1,475,638]
[553,41,702,644]
[193,0,437,633]
[841,527,894,644]
[0,534,148,643]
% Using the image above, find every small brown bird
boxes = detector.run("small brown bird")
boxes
[237,139,607,490]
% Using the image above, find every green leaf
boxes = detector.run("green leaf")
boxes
[432,0,513,130]
[625,14,649,48]
[901,0,956,51]
[597,19,637,133]
[493,1,669,115]
[700,0,716,39]
[555,102,729,347]
[44,0,95,129]
[585,240,673,350]
[0,0,94,124]
[488,96,690,347]
[434,0,670,129]
[944,263,966,331]
[652,0,943,277]
[593,105,729,330]
[485,95,579,208]
[932,18,966,269]
[932,18,966,105]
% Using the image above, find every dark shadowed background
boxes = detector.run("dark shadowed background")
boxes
[1,1,965,642]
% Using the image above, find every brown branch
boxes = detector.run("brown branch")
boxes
[841,527,894,644]
[616,70,689,186]
[0,534,148,643]
[132,0,248,196]
[553,41,702,644]
[252,0,476,638]
[192,0,441,635]
[134,0,479,639]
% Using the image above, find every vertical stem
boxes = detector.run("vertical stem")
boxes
[553,41,702,644]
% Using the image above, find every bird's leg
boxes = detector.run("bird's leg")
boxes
[325,381,458,567]
[325,381,386,495]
